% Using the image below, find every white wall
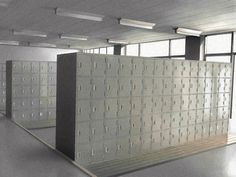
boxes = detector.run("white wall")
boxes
[0,45,78,63]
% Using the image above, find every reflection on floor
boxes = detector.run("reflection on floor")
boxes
[30,127,56,147]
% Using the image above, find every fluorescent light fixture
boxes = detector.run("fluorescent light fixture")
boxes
[55,8,104,22]
[30,43,56,48]
[107,39,128,44]
[12,30,47,38]
[0,40,19,46]
[176,27,202,37]
[59,34,88,41]
[118,18,155,29]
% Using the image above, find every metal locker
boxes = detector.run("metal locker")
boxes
[218,93,225,107]
[12,75,23,85]
[142,114,152,133]
[118,98,131,118]
[217,107,224,120]
[48,62,56,73]
[162,113,171,130]
[161,129,170,148]
[211,78,219,93]
[218,78,225,93]
[162,96,172,112]
[130,116,141,135]
[151,131,161,151]
[39,98,48,109]
[90,120,104,142]
[31,62,39,73]
[216,120,223,135]
[106,56,119,76]
[171,112,181,128]
[163,60,172,77]
[153,96,162,113]
[105,78,118,98]
[22,86,31,97]
[182,61,191,77]
[170,128,180,146]
[180,111,188,127]
[30,98,40,108]
[223,107,230,120]
[173,60,183,77]
[142,97,153,115]
[153,78,163,96]
[116,138,129,158]
[31,74,40,85]
[202,123,210,138]
[179,127,188,144]
[40,86,48,97]
[204,94,211,109]
[105,99,118,118]
[163,78,172,95]
[77,77,91,99]
[90,142,104,163]
[203,108,211,123]
[77,55,92,76]
[39,109,48,120]
[39,62,48,73]
[131,97,142,116]
[22,62,31,73]
[224,78,231,93]
[104,140,117,161]
[131,78,143,96]
[130,135,141,155]
[48,109,56,120]
[181,95,189,111]
[189,78,198,94]
[225,64,232,78]
[189,94,197,110]
[77,100,90,122]
[173,78,182,95]
[118,118,130,137]
[211,93,218,108]
[154,59,164,77]
[219,63,227,78]
[48,74,56,85]
[182,78,190,94]
[190,61,198,77]
[29,109,39,120]
[104,119,117,140]
[197,94,205,109]
[119,78,131,97]
[222,120,229,134]
[132,58,143,76]
[141,133,152,152]
[198,78,205,94]
[12,62,22,73]
[209,121,217,137]
[91,78,105,98]
[152,113,161,131]
[205,63,213,77]
[187,125,195,142]
[198,62,206,77]
[40,74,48,86]
[172,95,181,112]
[143,78,153,96]
[195,124,202,140]
[212,63,220,77]
[12,98,23,110]
[92,56,106,76]
[76,143,91,165]
[224,93,230,107]
[91,100,105,120]
[12,86,23,98]
[205,78,212,93]
[188,110,196,125]
[21,74,31,85]
[143,59,154,76]
[119,57,132,76]
[210,108,217,121]
[31,86,40,97]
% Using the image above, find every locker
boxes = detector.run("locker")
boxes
[205,63,213,77]
[130,135,141,155]
[173,60,183,77]
[40,74,48,85]
[204,94,211,109]
[31,74,40,85]
[182,61,190,77]
[131,97,142,116]
[171,112,181,128]
[77,100,90,122]
[213,63,220,77]
[92,56,106,76]
[48,74,56,85]
[143,59,154,76]
[39,62,48,73]
[163,60,172,77]
[163,78,172,95]
[142,97,153,115]
[90,120,104,142]
[48,109,56,120]
[218,93,225,107]
[142,114,152,133]
[197,94,205,109]
[0,89,6,97]
[90,142,104,163]
[132,58,143,76]
[172,95,181,112]
[205,78,212,93]
[189,94,197,110]
[91,100,105,120]
[154,59,164,77]
[190,61,198,77]
[202,123,210,138]
[31,87,40,97]
[179,127,188,144]
[198,78,205,94]
[223,120,229,134]
[217,107,224,120]
[209,121,217,137]
[153,78,163,96]
[181,95,189,111]
[162,113,171,130]
[91,78,105,98]
[203,108,211,123]
[182,78,190,94]
[143,78,153,96]
[224,93,230,107]
[180,111,188,127]
[105,78,118,98]
[162,96,172,112]
[225,64,232,78]
[131,78,143,96]
[119,57,132,76]
[188,110,196,125]
[152,113,161,131]
[189,78,198,94]
[130,116,141,135]
[106,56,119,76]
[77,77,91,99]
[223,107,230,120]
[117,118,130,137]
[76,143,91,165]
[48,62,57,73]
[151,131,161,151]
[12,86,24,98]
[39,109,48,120]
[0,81,5,88]
[218,78,225,93]
[211,78,219,93]
[21,75,31,85]
[48,86,56,97]
[22,86,31,97]
[118,98,131,118]
[77,55,92,76]
[105,99,118,118]
[187,125,195,142]
[216,120,223,135]
[198,62,206,77]
[153,96,162,113]
[12,75,23,85]
[170,128,180,146]
[224,78,231,93]
[29,109,39,120]
[22,62,31,73]
[12,62,22,73]
[30,98,40,108]
[161,129,170,148]
[104,119,117,140]
[211,93,218,108]
[104,140,117,161]
[195,124,202,140]
[116,138,129,158]
[141,133,152,152]
[219,63,228,78]
[40,86,48,97]
[31,62,39,73]
[210,108,217,121]
[119,78,131,97]
[39,98,48,108]
[173,78,182,95]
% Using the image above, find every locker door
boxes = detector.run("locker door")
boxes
[132,58,143,76]
[203,108,211,123]
[143,78,153,96]
[131,78,143,96]
[171,112,181,128]
[153,96,162,113]
[119,57,132,76]
[22,74,31,85]
[225,64,232,78]
[172,95,181,112]
[219,63,227,78]
[106,56,119,76]
[130,135,141,155]
[12,75,22,85]
[39,62,48,73]
[152,131,161,151]
[218,78,225,93]
[118,98,131,118]
[211,93,218,108]
[224,78,231,93]
[173,78,182,95]
[216,120,223,135]
[209,121,217,137]
[48,74,56,86]
[48,86,56,97]
[91,100,105,120]
[163,78,172,95]
[205,78,212,93]
[143,59,154,76]
[141,133,152,152]
[48,109,56,120]
[198,62,206,77]
[77,100,90,122]
[104,140,117,161]
[202,123,210,138]
[206,63,213,77]
[182,61,190,77]
[210,108,217,121]
[162,96,172,112]
[182,78,190,95]
[77,77,91,99]
[90,120,104,142]
[142,114,152,133]
[198,78,205,94]
[131,97,142,116]
[77,55,92,76]
[118,118,130,137]
[180,111,188,127]
[92,56,106,76]
[181,95,189,111]
[224,93,230,107]
[189,94,197,110]
[119,78,131,97]
[163,60,172,77]
[189,78,198,94]
[154,59,164,77]
[39,109,48,120]
[29,109,39,120]
[187,125,195,142]
[12,62,22,73]
[48,62,56,73]
[179,127,188,144]
[105,99,118,118]
[223,120,229,134]
[31,86,40,97]
[190,61,198,77]
[91,78,105,98]
[153,78,163,96]
[218,93,224,107]
[152,113,161,131]
[39,98,48,109]
[104,119,117,140]
[130,116,141,135]
[204,93,211,109]
[76,143,91,165]
[170,128,180,146]
[31,62,39,73]
[30,98,40,108]
[142,97,153,115]
[90,142,104,163]
[188,110,196,125]
[22,62,31,73]
[105,78,118,98]
[162,113,171,130]
[161,129,170,148]
[213,63,220,77]
[117,138,129,158]
[195,124,202,140]
[31,74,40,85]
[197,94,205,109]
[173,60,183,77]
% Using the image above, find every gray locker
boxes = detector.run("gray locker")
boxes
[116,138,129,158]
[92,56,106,76]
[181,95,189,111]
[143,59,154,76]
[131,97,142,116]
[31,62,39,73]
[202,123,210,138]
[105,78,118,98]
[153,78,163,96]
[48,74,56,85]
[118,118,130,137]
[182,61,190,77]
[90,120,104,142]
[119,78,132,97]
[39,109,48,120]
[40,62,48,73]
[188,110,196,125]
[187,125,195,142]
[77,77,91,99]
[172,95,181,112]
[48,62,56,73]
[76,144,91,165]
[170,128,179,146]
[142,97,153,115]
[77,100,91,122]
[180,111,188,127]
[131,78,143,96]
[204,93,211,109]
[40,86,48,97]
[163,78,172,95]
[119,57,132,76]
[211,93,218,108]
[104,119,117,140]
[206,63,213,78]
[130,116,141,135]
[218,93,225,107]
[118,98,131,117]
[154,60,164,77]
[213,63,220,77]
[171,112,181,128]
[153,96,162,113]
[173,78,182,95]
[163,60,172,77]
[48,109,56,120]
[39,98,48,109]
[130,135,141,155]
[205,78,212,93]
[189,94,197,110]
[31,98,40,108]
[195,124,202,140]
[12,62,22,73]
[132,58,143,76]
[142,114,152,133]
[104,140,117,161]
[179,127,188,144]
[203,108,211,123]
[143,78,153,96]
[210,108,217,121]
[197,94,205,109]
[152,113,161,131]
[77,55,92,76]
[162,96,172,112]
[225,64,232,78]
[22,62,31,73]
[106,56,119,76]
[91,100,105,120]
[216,120,223,135]
[222,120,229,134]
[209,121,217,137]
[161,129,170,148]
[105,99,118,118]
[91,78,105,98]
[190,61,198,77]
[189,78,198,94]
[198,78,205,94]
[162,113,171,130]
[173,60,183,77]
[141,133,152,152]
[198,62,206,77]
[151,131,161,151]
[31,74,40,85]
[182,78,190,94]
[225,78,231,93]
[90,142,104,163]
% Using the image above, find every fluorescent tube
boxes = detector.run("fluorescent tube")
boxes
[176,27,202,37]
[118,18,155,29]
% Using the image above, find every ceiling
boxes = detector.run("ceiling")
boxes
[0,0,236,49]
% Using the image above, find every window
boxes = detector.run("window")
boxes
[140,41,169,57]
[94,48,99,54]
[205,33,232,54]
[100,48,106,54]
[171,57,185,60]
[121,46,125,55]
[107,46,114,55]
[171,38,185,56]
[234,32,236,52]
[126,44,139,56]
[206,56,231,63]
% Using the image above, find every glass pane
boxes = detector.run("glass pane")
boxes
[171,57,185,60]
[94,48,99,54]
[206,56,231,63]
[100,48,106,54]
[140,41,169,57]
[121,46,125,55]
[234,32,236,52]
[126,44,139,56]
[205,33,232,54]
[171,38,185,56]
[107,47,114,55]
